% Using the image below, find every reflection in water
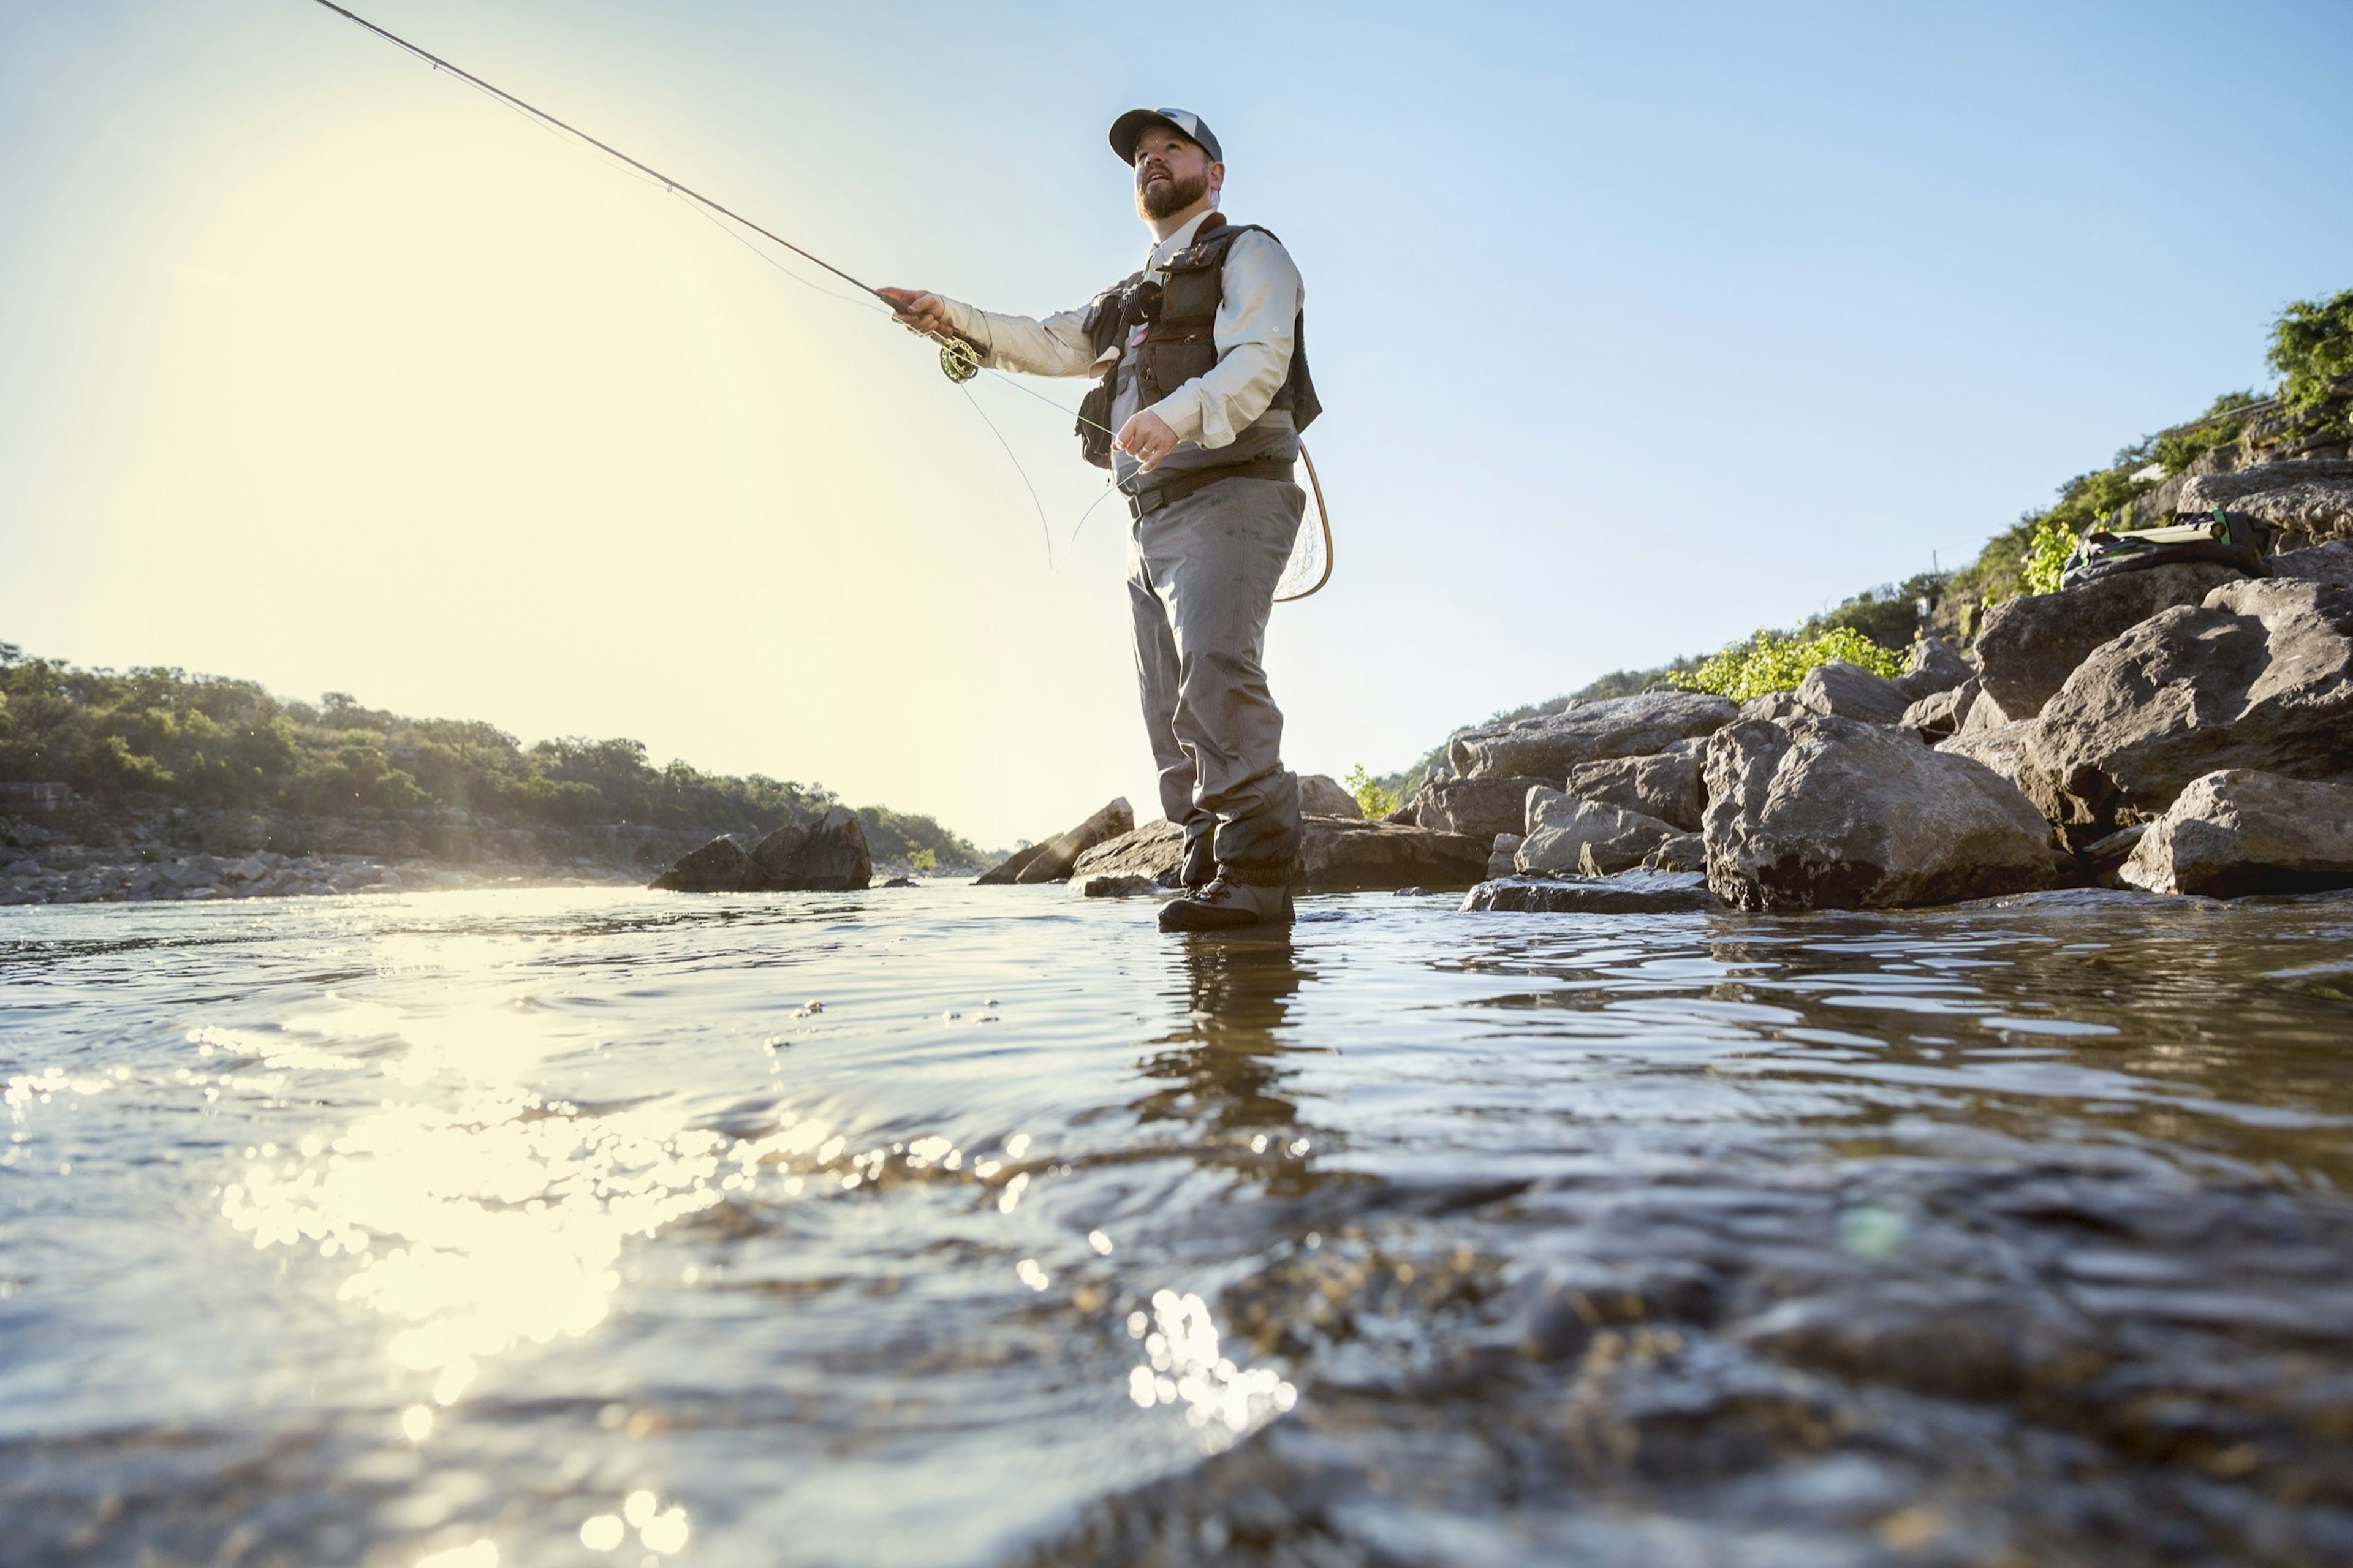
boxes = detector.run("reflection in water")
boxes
[2,887,2352,1568]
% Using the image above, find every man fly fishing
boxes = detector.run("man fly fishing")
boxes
[883,108,1322,933]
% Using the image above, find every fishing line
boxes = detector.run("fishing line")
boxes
[304,0,1333,600]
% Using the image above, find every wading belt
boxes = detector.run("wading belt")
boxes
[1124,460,1296,518]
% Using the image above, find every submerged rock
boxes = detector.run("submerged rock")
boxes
[1449,692,1736,780]
[1793,661,1911,727]
[1973,562,2241,721]
[1704,715,2059,910]
[977,798,1134,885]
[650,835,753,892]
[1515,789,1680,876]
[1070,819,1186,886]
[1301,817,1490,893]
[1080,874,1164,898]
[1409,775,1555,841]
[2117,770,2353,897]
[1564,741,1703,833]
[1462,869,1716,914]
[2021,576,2353,831]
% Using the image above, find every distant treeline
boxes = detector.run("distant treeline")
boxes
[0,642,984,870]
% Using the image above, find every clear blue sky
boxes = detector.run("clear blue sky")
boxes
[4,0,2349,846]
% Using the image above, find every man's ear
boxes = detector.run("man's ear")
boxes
[1207,160,1226,201]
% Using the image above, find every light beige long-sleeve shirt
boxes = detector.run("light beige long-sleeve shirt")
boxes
[936,210,1303,450]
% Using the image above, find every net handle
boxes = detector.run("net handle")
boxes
[1275,439,1334,603]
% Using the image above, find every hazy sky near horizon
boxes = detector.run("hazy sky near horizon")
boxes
[4,0,2350,847]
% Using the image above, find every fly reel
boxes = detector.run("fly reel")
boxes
[937,335,983,384]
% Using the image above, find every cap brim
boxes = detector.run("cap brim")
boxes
[1108,108,1191,164]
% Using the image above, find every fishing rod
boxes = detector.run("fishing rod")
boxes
[302,0,1334,600]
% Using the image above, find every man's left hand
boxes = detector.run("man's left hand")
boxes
[1115,410,1180,472]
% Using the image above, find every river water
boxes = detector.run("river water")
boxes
[4,884,2351,1567]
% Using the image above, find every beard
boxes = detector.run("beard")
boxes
[1136,169,1208,220]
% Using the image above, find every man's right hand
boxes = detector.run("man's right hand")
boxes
[879,287,949,336]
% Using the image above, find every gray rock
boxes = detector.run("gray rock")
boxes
[977,798,1134,885]
[1934,720,2037,798]
[2179,461,2353,551]
[651,835,752,892]
[1297,773,1364,820]
[1793,660,1912,726]
[1563,744,1703,833]
[1449,691,1737,780]
[1896,637,1976,702]
[2268,540,2353,586]
[2082,824,2146,887]
[1070,819,1186,885]
[1958,686,2014,734]
[750,806,873,891]
[1462,870,1717,914]
[2116,770,2353,898]
[1703,715,2060,910]
[1973,563,2243,721]
[1487,833,1521,881]
[1901,678,1978,739]
[1410,775,1556,840]
[1516,789,1680,876]
[2020,577,2353,831]
[1741,691,1808,723]
[1080,874,1164,898]
[1299,817,1490,892]
[1641,833,1707,873]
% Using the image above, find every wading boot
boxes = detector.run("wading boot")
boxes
[1157,874,1294,933]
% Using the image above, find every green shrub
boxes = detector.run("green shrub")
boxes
[2268,287,2353,414]
[1344,764,1400,820]
[1670,627,1907,703]
[2020,514,2077,597]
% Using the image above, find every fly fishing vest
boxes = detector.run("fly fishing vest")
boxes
[1075,213,1322,488]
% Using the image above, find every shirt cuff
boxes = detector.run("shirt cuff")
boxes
[1147,386,1213,447]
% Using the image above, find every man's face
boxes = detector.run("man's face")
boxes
[1133,126,1220,221]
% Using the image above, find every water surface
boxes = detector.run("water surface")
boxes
[4,885,2351,1567]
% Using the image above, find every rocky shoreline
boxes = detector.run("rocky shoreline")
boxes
[0,844,651,906]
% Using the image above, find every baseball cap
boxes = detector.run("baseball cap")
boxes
[1108,107,1224,165]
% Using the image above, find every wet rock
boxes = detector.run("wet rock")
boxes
[1564,741,1703,832]
[1896,637,1975,702]
[1704,716,2060,910]
[2021,577,2353,831]
[1296,774,1363,820]
[2116,770,2353,897]
[1974,562,2242,721]
[650,835,752,892]
[977,798,1134,885]
[1515,789,1680,876]
[1486,833,1521,880]
[1300,817,1490,893]
[1934,719,2036,797]
[749,806,873,891]
[1793,661,1911,726]
[1449,692,1737,780]
[1463,870,1716,914]
[1070,819,1186,886]
[1901,678,1977,740]
[1642,832,1707,873]
[1081,874,1163,898]
[1409,775,1556,840]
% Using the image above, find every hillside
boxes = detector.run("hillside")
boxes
[0,646,984,877]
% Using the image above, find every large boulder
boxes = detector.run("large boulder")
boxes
[650,835,753,892]
[1299,817,1489,892]
[1516,789,1680,876]
[2178,459,2353,553]
[1297,774,1364,819]
[2270,540,2353,586]
[1069,819,1186,886]
[1793,661,1912,726]
[749,806,873,891]
[1972,563,2244,721]
[1935,721,2036,798]
[1449,692,1737,780]
[2116,770,2353,898]
[977,797,1134,885]
[1462,870,1716,914]
[1740,691,1808,723]
[1563,741,1703,832]
[1896,637,1975,702]
[2020,577,2353,831]
[1703,716,2060,910]
[1409,775,1556,840]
